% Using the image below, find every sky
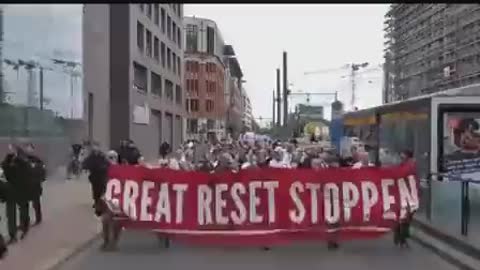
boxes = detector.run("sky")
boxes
[184,4,390,126]
[2,4,83,118]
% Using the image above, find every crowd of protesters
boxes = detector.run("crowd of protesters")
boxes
[84,136,415,251]
[0,135,415,257]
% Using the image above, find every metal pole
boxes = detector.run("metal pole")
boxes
[351,65,355,109]
[70,73,74,118]
[282,51,288,127]
[272,90,275,128]
[39,67,44,110]
[276,68,281,127]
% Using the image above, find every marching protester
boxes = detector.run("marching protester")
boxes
[394,149,415,248]
[2,144,32,243]
[94,133,417,253]
[25,143,46,225]
[82,141,110,215]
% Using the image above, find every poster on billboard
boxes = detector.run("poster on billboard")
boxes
[442,113,480,182]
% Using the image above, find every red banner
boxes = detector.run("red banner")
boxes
[105,164,418,245]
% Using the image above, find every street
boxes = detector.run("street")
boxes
[59,231,457,270]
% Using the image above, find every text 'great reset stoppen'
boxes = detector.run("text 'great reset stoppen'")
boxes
[104,164,418,244]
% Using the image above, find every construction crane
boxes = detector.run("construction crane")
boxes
[304,63,382,109]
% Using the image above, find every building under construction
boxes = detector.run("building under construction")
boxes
[383,4,480,103]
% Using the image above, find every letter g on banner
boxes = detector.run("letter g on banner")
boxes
[105,178,122,209]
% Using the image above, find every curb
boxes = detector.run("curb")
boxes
[411,228,479,270]
[41,232,101,270]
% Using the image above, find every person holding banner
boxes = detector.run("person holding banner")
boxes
[82,142,110,214]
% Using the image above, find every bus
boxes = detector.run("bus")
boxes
[340,83,480,237]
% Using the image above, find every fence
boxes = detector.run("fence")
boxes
[0,103,86,177]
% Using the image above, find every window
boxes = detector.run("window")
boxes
[177,4,181,17]
[190,99,199,112]
[172,22,177,43]
[195,62,199,72]
[172,52,177,74]
[133,62,147,92]
[175,85,182,105]
[206,100,214,112]
[146,29,152,57]
[146,4,152,19]
[177,56,181,77]
[207,81,216,95]
[161,8,166,33]
[151,71,162,96]
[186,24,198,52]
[154,4,159,25]
[194,79,199,95]
[165,79,174,101]
[167,16,171,40]
[206,26,215,54]
[139,4,144,12]
[137,21,144,52]
[153,37,159,61]
[177,27,181,49]
[160,42,166,68]
[167,47,171,70]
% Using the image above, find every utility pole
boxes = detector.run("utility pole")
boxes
[39,67,44,110]
[0,7,4,104]
[51,58,81,118]
[282,51,288,127]
[272,90,275,128]
[349,62,369,109]
[276,68,281,127]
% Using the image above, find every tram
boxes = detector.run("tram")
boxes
[339,83,480,235]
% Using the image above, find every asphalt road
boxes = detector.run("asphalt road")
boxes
[59,231,458,270]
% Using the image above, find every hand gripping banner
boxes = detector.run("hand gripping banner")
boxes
[105,163,418,245]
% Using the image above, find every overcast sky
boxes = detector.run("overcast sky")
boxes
[185,4,389,126]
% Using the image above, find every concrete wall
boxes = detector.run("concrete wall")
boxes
[83,4,111,150]
[128,4,185,156]
[83,4,185,158]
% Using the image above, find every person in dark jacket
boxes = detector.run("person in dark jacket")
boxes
[116,140,128,165]
[124,140,141,165]
[393,149,415,248]
[82,142,110,214]
[25,143,46,225]
[1,144,32,242]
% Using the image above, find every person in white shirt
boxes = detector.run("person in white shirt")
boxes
[269,147,287,168]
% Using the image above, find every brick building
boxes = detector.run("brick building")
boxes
[184,53,226,140]
[184,16,228,141]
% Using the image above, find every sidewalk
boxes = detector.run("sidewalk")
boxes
[0,174,101,270]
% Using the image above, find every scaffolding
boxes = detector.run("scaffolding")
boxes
[384,4,480,103]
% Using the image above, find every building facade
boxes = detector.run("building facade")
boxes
[183,17,246,141]
[183,17,226,141]
[223,45,245,138]
[384,4,480,103]
[84,4,185,160]
[242,89,253,131]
